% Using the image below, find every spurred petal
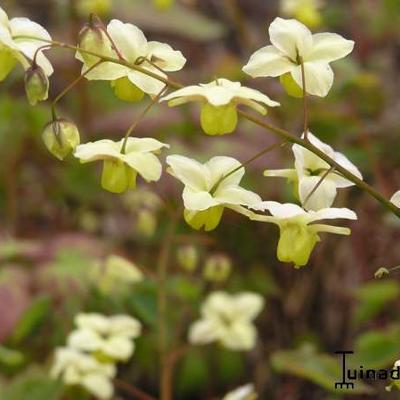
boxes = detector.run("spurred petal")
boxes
[264,168,297,179]
[269,17,313,61]
[291,61,334,97]
[308,32,354,63]
[214,186,261,207]
[310,207,357,222]
[235,86,280,107]
[243,45,295,77]
[124,137,169,153]
[74,140,121,162]
[262,201,306,219]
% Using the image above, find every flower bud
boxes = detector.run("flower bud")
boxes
[136,209,157,238]
[111,77,144,102]
[203,254,232,282]
[42,119,80,160]
[177,245,199,272]
[78,23,109,67]
[200,103,238,135]
[279,73,303,98]
[374,267,389,279]
[154,0,174,10]
[76,0,112,17]
[277,223,320,268]
[24,64,49,105]
[101,159,137,193]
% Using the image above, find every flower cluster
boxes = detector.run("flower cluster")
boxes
[189,291,264,351]
[51,313,142,399]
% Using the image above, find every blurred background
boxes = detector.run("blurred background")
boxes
[1,0,400,399]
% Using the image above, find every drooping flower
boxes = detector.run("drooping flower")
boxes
[264,132,362,211]
[223,384,258,400]
[243,17,354,97]
[250,201,357,268]
[51,348,116,400]
[76,19,186,99]
[161,78,279,135]
[391,191,400,208]
[166,155,262,231]
[67,313,142,362]
[189,291,264,351]
[280,0,324,28]
[0,6,53,82]
[74,137,169,193]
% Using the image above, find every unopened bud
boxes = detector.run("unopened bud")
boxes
[177,245,198,272]
[203,254,232,282]
[136,209,157,238]
[24,64,49,105]
[111,77,144,102]
[374,267,389,279]
[42,119,80,160]
[154,0,174,10]
[78,23,109,66]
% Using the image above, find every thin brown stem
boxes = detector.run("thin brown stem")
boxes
[121,87,167,153]
[300,57,309,140]
[114,379,156,400]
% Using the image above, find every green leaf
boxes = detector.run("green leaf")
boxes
[271,344,373,394]
[177,349,209,394]
[0,346,25,369]
[353,281,400,325]
[3,368,63,400]
[11,296,51,344]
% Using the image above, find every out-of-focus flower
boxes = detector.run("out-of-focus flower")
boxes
[203,254,232,282]
[251,201,357,268]
[391,191,400,208]
[136,209,157,238]
[166,155,261,231]
[42,119,80,161]
[0,6,53,82]
[74,137,169,193]
[243,17,354,97]
[177,245,199,272]
[161,78,279,135]
[264,132,362,210]
[76,19,186,98]
[154,0,175,11]
[223,383,258,400]
[189,291,264,351]
[89,255,143,294]
[374,267,389,279]
[75,0,112,17]
[68,313,142,362]
[51,347,116,400]
[280,0,324,28]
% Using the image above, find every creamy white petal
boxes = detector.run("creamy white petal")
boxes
[214,186,261,207]
[188,319,220,344]
[291,61,334,97]
[269,17,313,61]
[109,315,142,338]
[243,45,295,77]
[67,329,104,352]
[299,175,337,211]
[0,7,8,26]
[391,191,400,208]
[235,86,280,107]
[220,322,257,350]
[123,152,162,182]
[330,152,362,188]
[262,201,306,219]
[81,373,114,400]
[161,85,206,104]
[310,207,357,222]
[81,61,129,81]
[204,85,236,106]
[234,293,264,321]
[205,156,244,188]
[124,137,169,153]
[308,32,354,63]
[127,67,166,96]
[264,169,297,179]
[166,155,209,191]
[74,140,122,162]
[223,384,256,400]
[182,186,220,211]
[102,336,134,360]
[147,41,186,71]
[107,19,148,63]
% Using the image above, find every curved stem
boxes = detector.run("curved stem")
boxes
[14,35,400,218]
[113,379,156,400]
